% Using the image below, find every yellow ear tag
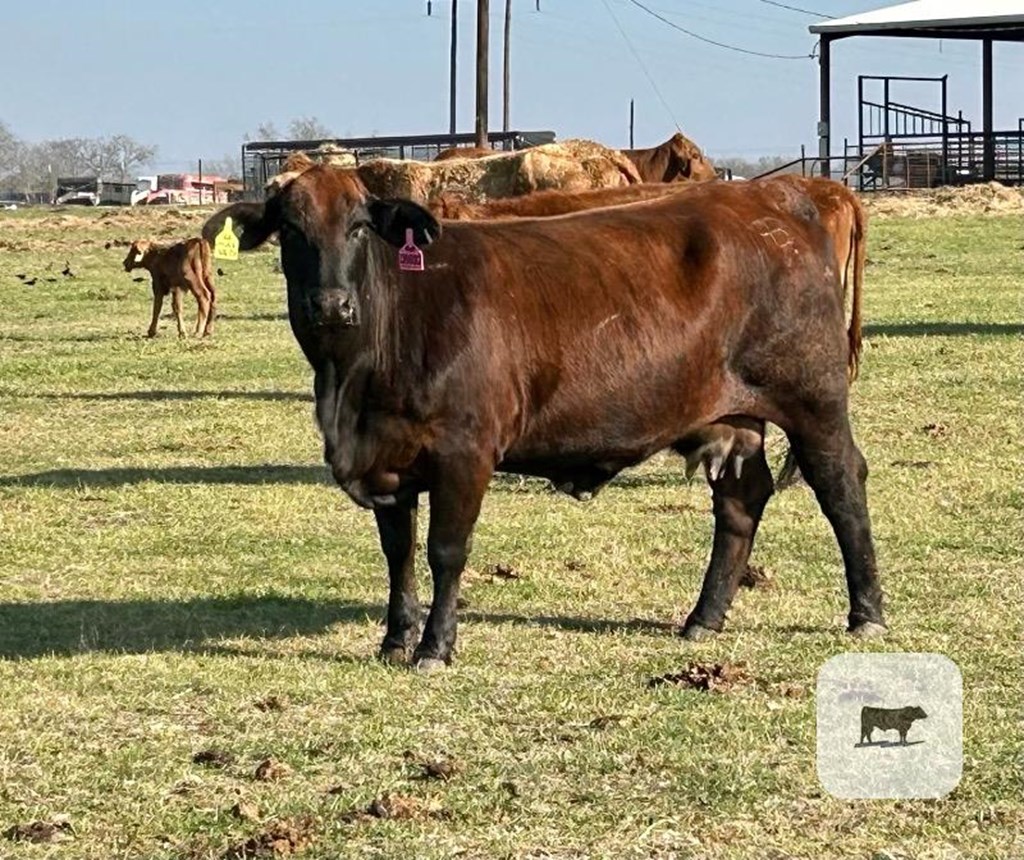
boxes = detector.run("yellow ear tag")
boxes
[213,216,239,261]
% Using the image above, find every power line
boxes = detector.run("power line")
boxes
[626,0,815,61]
[758,0,834,18]
[600,0,682,134]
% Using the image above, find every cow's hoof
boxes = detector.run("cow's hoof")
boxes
[679,621,720,642]
[850,621,888,639]
[413,657,448,675]
[378,645,410,666]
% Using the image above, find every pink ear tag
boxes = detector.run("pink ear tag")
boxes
[397,228,424,272]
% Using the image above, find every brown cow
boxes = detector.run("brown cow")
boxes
[203,167,885,670]
[433,146,498,162]
[622,132,718,183]
[123,238,216,338]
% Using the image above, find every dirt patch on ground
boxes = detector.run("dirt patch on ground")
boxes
[253,757,292,781]
[862,182,1024,218]
[647,661,750,692]
[222,816,315,858]
[739,564,772,589]
[254,694,290,712]
[0,206,214,254]
[403,751,463,782]
[341,793,449,823]
[3,818,74,843]
[193,748,235,768]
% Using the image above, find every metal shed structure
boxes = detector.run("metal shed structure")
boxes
[810,0,1024,182]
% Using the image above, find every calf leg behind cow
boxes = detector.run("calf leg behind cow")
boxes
[681,446,774,640]
[375,502,421,665]
[788,421,886,636]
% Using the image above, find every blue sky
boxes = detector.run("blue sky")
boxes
[1,0,1021,171]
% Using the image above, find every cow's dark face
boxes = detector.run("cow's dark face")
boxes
[201,166,440,335]
[910,706,928,720]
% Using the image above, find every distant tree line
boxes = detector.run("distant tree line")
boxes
[0,120,158,196]
[0,115,337,198]
[246,116,334,142]
[712,154,800,179]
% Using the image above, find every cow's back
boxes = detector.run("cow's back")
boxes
[409,185,841,465]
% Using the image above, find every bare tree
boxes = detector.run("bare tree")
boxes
[107,134,157,181]
[0,120,18,179]
[713,154,797,179]
[202,153,242,180]
[287,116,332,141]
[245,120,281,142]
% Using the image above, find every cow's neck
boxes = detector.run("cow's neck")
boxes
[309,233,408,486]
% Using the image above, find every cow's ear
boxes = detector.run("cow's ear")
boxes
[364,197,441,248]
[202,199,280,251]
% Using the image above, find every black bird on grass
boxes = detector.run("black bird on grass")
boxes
[217,267,226,277]
[61,261,75,277]
[15,273,27,280]
[24,277,37,286]
[45,277,58,283]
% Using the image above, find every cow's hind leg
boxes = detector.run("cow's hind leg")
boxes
[788,420,886,636]
[414,461,492,671]
[204,277,217,335]
[186,274,210,337]
[171,288,186,338]
[375,501,421,665]
[681,444,774,640]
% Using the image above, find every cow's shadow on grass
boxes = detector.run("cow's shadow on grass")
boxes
[0,466,679,493]
[0,464,331,488]
[864,321,1024,338]
[15,389,311,403]
[0,595,675,660]
[854,740,925,748]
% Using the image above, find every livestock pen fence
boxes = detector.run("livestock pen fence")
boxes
[756,74,1023,189]
[241,130,556,198]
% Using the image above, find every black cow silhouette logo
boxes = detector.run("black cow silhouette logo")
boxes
[859,705,928,746]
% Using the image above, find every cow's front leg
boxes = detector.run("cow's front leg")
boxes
[147,285,164,338]
[414,461,491,671]
[374,500,421,665]
[681,447,774,640]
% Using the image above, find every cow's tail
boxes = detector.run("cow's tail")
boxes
[847,195,867,382]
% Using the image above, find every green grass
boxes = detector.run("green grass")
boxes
[0,206,1021,859]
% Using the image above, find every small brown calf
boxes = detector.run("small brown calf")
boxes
[123,238,216,338]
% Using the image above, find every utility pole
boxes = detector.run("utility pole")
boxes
[502,0,511,135]
[475,0,489,148]
[449,0,458,136]
[629,99,635,148]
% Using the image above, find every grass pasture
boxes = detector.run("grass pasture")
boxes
[0,205,1021,859]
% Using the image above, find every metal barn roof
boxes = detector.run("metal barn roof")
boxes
[809,0,1024,39]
